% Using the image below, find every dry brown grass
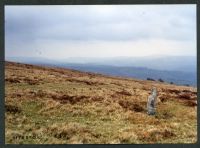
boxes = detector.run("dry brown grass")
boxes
[5,61,197,144]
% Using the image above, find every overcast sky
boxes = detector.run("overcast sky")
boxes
[5,5,196,59]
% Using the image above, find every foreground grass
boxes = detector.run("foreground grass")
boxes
[5,62,197,144]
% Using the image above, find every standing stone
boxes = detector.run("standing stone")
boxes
[147,87,157,115]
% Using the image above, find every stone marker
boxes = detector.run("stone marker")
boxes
[147,87,157,115]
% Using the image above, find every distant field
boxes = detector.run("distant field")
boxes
[5,61,197,144]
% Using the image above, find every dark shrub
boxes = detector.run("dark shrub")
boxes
[147,78,155,81]
[179,93,191,100]
[5,104,21,114]
[158,78,164,82]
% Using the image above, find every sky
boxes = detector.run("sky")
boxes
[5,5,196,59]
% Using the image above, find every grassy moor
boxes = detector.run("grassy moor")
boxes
[5,61,197,144]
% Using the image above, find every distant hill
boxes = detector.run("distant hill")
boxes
[6,56,197,86]
[6,56,196,72]
[60,56,197,73]
[43,63,196,87]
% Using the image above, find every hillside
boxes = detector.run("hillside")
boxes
[6,55,196,72]
[6,56,197,86]
[50,63,196,86]
[5,61,197,144]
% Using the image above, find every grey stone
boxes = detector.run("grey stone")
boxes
[147,87,157,115]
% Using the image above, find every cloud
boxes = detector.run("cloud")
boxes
[5,5,196,58]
